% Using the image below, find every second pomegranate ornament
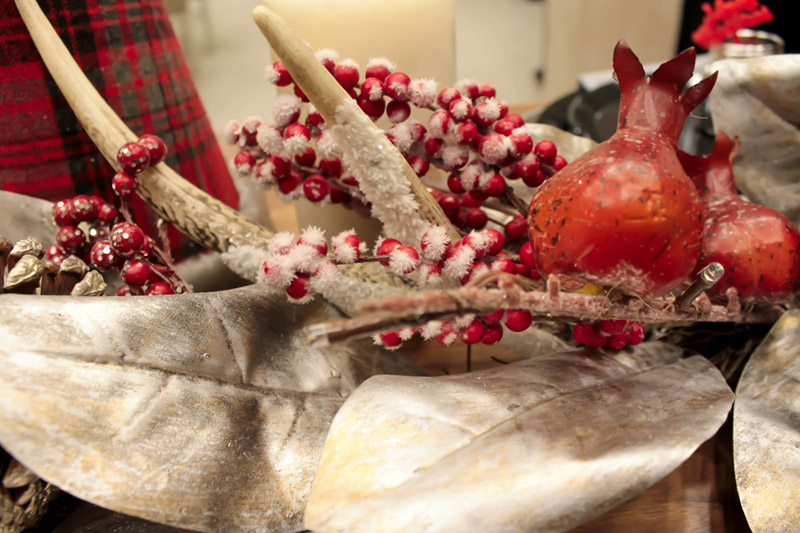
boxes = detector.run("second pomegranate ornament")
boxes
[528,41,717,297]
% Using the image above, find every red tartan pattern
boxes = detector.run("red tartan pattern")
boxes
[0,0,239,258]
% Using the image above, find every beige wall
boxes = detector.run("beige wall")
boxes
[543,0,684,99]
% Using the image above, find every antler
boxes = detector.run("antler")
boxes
[14,0,272,254]
[252,5,461,245]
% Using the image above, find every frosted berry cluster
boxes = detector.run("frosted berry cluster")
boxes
[571,320,646,350]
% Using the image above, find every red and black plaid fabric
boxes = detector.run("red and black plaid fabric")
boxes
[0,0,238,257]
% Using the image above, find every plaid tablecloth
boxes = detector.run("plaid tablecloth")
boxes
[0,0,238,257]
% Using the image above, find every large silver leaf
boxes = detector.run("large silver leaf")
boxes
[305,342,733,532]
[0,190,57,245]
[734,309,800,531]
[0,285,421,532]
[708,55,800,227]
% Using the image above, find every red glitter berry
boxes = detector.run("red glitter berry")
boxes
[52,200,77,227]
[137,134,167,165]
[599,319,627,335]
[117,142,151,174]
[519,241,537,269]
[483,173,507,197]
[146,281,174,295]
[482,309,505,324]
[97,203,119,224]
[112,172,139,197]
[587,330,608,348]
[69,195,98,222]
[278,171,303,196]
[504,309,533,332]
[45,244,66,265]
[89,240,122,269]
[109,222,145,257]
[606,333,628,350]
[140,236,156,260]
[121,259,152,286]
[57,225,87,254]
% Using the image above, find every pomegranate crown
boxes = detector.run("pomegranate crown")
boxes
[613,40,718,142]
[677,131,740,202]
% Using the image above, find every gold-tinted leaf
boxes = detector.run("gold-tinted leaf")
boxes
[734,309,800,532]
[305,342,733,532]
[0,285,421,532]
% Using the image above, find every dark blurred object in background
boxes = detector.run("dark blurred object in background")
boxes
[678,0,799,53]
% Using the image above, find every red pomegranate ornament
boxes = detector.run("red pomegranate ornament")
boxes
[678,132,800,302]
[528,41,718,297]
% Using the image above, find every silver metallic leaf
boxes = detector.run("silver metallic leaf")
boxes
[0,285,422,532]
[305,342,733,533]
[734,309,800,532]
[0,190,57,246]
[708,55,800,227]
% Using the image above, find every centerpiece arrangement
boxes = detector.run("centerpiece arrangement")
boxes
[1,0,797,531]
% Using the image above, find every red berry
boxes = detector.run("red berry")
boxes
[146,281,174,295]
[424,136,445,157]
[428,110,451,138]
[482,309,505,324]
[334,62,360,91]
[284,123,311,142]
[365,61,392,82]
[516,156,543,187]
[478,134,510,165]
[572,323,596,345]
[140,236,156,260]
[465,208,488,229]
[504,215,527,241]
[116,142,150,174]
[455,121,479,146]
[294,146,317,167]
[303,175,329,202]
[504,114,525,128]
[468,189,487,202]
[484,229,505,255]
[112,172,139,197]
[504,309,533,332]
[437,87,461,108]
[293,83,309,102]
[116,284,143,296]
[278,170,303,196]
[97,203,119,224]
[69,195,98,222]
[552,155,568,171]
[319,157,343,178]
[460,193,482,208]
[626,322,646,345]
[479,83,496,98]
[361,77,384,101]
[376,238,402,265]
[482,323,504,344]
[408,155,429,177]
[598,319,627,335]
[45,244,66,265]
[137,134,167,165]
[57,225,87,254]
[519,242,537,269]
[329,185,349,204]
[493,119,517,136]
[491,258,516,274]
[438,194,461,216]
[386,100,411,123]
[52,199,77,227]
[233,151,256,175]
[447,173,465,194]
[305,109,325,129]
[461,319,486,344]
[379,330,403,348]
[109,222,145,257]
[509,130,534,158]
[587,330,608,348]
[457,80,480,100]
[85,224,109,244]
[268,60,292,86]
[357,95,386,119]
[121,259,152,286]
[286,273,311,300]
[534,140,557,165]
[384,72,411,101]
[606,333,628,350]
[483,173,507,197]
[89,240,122,269]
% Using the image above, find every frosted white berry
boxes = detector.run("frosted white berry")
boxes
[409,78,437,108]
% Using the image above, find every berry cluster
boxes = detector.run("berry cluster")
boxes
[571,320,646,350]
[48,134,188,296]
[227,50,567,244]
[113,134,167,197]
